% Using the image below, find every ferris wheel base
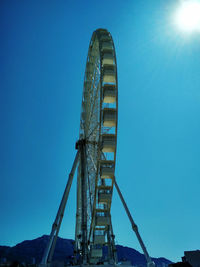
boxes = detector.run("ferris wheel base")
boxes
[72,265,132,267]
[39,263,134,267]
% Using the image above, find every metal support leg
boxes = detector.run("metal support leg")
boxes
[40,151,79,265]
[76,139,88,264]
[110,221,118,263]
[114,178,155,267]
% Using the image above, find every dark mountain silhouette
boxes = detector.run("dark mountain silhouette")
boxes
[0,235,172,266]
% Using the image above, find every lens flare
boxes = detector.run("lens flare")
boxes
[174,0,200,32]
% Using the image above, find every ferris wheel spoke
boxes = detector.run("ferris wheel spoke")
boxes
[84,59,101,138]
[86,146,98,173]
[84,97,99,138]
[86,76,100,134]
[87,122,100,140]
[85,154,93,215]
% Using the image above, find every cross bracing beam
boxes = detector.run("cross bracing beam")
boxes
[40,151,79,265]
[114,178,156,267]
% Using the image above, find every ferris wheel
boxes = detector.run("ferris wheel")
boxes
[40,29,155,267]
[75,28,118,264]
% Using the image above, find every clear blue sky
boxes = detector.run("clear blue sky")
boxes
[1,0,200,263]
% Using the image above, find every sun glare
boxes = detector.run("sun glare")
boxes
[174,0,200,32]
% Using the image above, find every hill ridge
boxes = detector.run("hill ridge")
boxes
[0,235,172,266]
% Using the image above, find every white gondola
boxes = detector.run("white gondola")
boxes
[90,248,103,258]
[102,52,114,66]
[100,160,115,178]
[94,234,105,244]
[101,41,113,52]
[100,167,114,179]
[96,215,110,226]
[103,85,116,103]
[98,185,112,190]
[101,134,116,153]
[103,108,117,127]
[103,65,116,83]
[100,33,111,41]
[98,192,112,204]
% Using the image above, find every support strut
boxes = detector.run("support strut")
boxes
[78,139,88,264]
[114,178,155,267]
[40,151,79,265]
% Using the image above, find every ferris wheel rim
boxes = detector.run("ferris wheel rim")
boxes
[76,28,118,263]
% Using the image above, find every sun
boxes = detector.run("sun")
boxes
[174,0,200,32]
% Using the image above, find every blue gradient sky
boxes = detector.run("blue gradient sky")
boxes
[1,0,200,263]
